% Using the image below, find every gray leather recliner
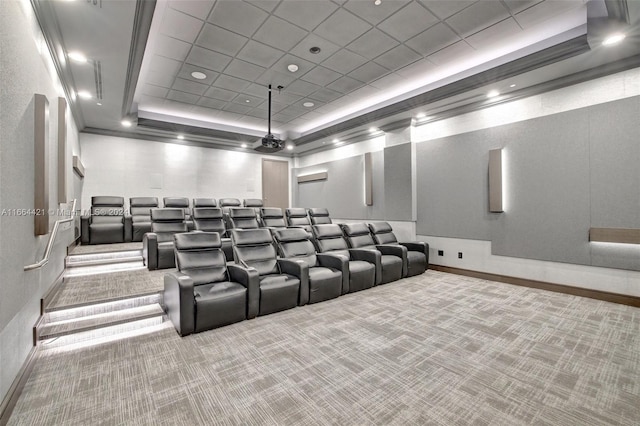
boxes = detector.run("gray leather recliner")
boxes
[81,196,131,245]
[193,198,217,208]
[192,207,233,261]
[219,198,242,235]
[163,197,193,230]
[368,222,429,277]
[228,207,260,231]
[285,208,312,233]
[340,223,405,285]
[164,232,258,336]
[143,208,187,270]
[308,208,332,225]
[259,207,287,229]
[313,224,378,292]
[273,228,346,304]
[231,228,307,315]
[129,197,158,242]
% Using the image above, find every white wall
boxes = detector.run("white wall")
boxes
[0,0,79,404]
[79,134,291,210]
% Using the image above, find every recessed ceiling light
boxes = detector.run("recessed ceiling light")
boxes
[416,112,426,119]
[509,84,516,88]
[241,143,247,148]
[332,138,339,143]
[286,144,294,150]
[287,64,299,73]
[309,47,321,54]
[374,0,382,5]
[68,51,87,63]
[191,71,207,80]
[487,90,500,98]
[96,102,102,106]
[77,90,92,99]
[335,141,344,146]
[369,127,378,133]
[245,99,251,103]
[121,120,132,128]
[602,33,625,46]
[303,102,314,107]
[177,134,184,140]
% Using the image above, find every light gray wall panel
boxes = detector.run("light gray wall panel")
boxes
[293,151,386,220]
[416,130,501,240]
[588,96,640,229]
[384,144,412,221]
[490,111,592,265]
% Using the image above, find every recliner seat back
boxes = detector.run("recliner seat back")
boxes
[163,197,191,218]
[341,223,376,249]
[90,196,125,224]
[228,207,259,230]
[368,222,398,245]
[273,228,317,267]
[130,197,158,219]
[308,208,332,225]
[260,207,287,228]
[285,208,312,228]
[174,232,227,286]
[313,224,350,258]
[151,208,187,242]
[192,208,225,234]
[193,198,217,208]
[231,229,279,276]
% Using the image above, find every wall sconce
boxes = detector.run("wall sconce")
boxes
[489,149,503,212]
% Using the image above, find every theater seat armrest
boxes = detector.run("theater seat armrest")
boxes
[317,253,349,294]
[278,259,310,306]
[400,241,428,256]
[377,244,408,277]
[80,215,90,244]
[124,215,132,242]
[164,272,195,337]
[228,264,260,319]
[143,233,158,270]
[350,249,382,285]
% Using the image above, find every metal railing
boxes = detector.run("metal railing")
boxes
[24,199,77,271]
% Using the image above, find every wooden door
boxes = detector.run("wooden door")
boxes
[262,159,289,211]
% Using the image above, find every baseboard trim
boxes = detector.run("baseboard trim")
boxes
[41,271,65,315]
[0,346,37,426]
[430,264,640,308]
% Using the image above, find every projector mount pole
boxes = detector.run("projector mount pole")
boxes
[268,84,272,137]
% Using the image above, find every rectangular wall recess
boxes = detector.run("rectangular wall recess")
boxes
[296,171,327,183]
[589,228,640,245]
[488,148,503,212]
[34,94,50,236]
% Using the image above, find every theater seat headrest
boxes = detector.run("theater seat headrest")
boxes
[312,224,343,239]
[174,232,221,250]
[340,223,370,236]
[273,228,309,243]
[231,228,273,246]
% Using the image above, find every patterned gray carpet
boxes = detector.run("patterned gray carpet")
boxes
[9,271,640,425]
[69,242,143,255]
[48,269,167,309]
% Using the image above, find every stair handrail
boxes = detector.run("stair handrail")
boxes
[24,199,77,271]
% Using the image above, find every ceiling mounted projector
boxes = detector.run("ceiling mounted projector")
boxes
[255,84,284,153]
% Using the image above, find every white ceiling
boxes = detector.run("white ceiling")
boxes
[36,0,640,154]
[134,0,587,138]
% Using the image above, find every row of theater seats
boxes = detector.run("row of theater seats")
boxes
[80,195,331,245]
[142,206,331,269]
[164,223,429,336]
